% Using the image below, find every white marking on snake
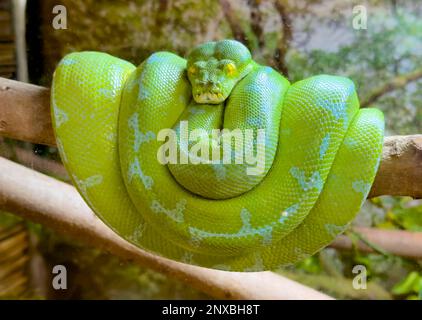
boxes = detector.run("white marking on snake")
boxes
[59,58,77,66]
[126,77,137,92]
[244,253,265,272]
[212,163,227,181]
[319,134,331,159]
[53,106,69,128]
[316,86,350,129]
[317,97,345,121]
[128,223,146,243]
[128,113,156,152]
[344,136,358,148]
[128,158,153,189]
[72,174,103,194]
[99,88,114,98]
[211,264,232,271]
[290,167,324,192]
[146,54,170,64]
[189,208,273,246]
[352,180,371,196]
[138,87,150,101]
[325,223,347,238]
[279,203,300,223]
[106,132,116,142]
[110,64,123,75]
[150,199,186,223]
[188,107,206,115]
[181,252,194,264]
[71,174,103,210]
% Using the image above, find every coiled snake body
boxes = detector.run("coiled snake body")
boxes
[51,40,384,271]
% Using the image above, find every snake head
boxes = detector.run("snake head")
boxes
[186,40,254,104]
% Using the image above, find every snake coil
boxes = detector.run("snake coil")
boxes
[51,40,384,271]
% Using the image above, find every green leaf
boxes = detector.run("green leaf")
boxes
[393,205,422,231]
[392,272,422,295]
[295,256,322,274]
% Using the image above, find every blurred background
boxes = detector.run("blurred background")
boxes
[0,0,421,299]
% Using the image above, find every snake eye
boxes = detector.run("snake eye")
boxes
[188,66,197,75]
[225,63,236,76]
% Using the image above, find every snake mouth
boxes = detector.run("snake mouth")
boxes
[194,91,225,104]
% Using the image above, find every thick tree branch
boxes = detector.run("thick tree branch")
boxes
[0,78,53,145]
[0,156,331,300]
[3,144,422,261]
[361,67,422,107]
[1,77,421,198]
[369,135,422,198]
[1,154,422,289]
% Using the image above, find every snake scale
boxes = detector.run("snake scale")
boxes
[51,40,384,271]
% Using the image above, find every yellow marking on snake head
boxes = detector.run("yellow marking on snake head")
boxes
[188,65,197,75]
[225,62,236,76]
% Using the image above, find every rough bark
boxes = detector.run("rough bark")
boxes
[0,77,53,145]
[369,135,422,199]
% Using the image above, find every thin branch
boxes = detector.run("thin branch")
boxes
[12,146,69,180]
[331,227,422,260]
[0,156,331,300]
[1,77,421,198]
[348,229,393,257]
[360,67,422,107]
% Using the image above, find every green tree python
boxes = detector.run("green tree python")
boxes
[51,40,384,271]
